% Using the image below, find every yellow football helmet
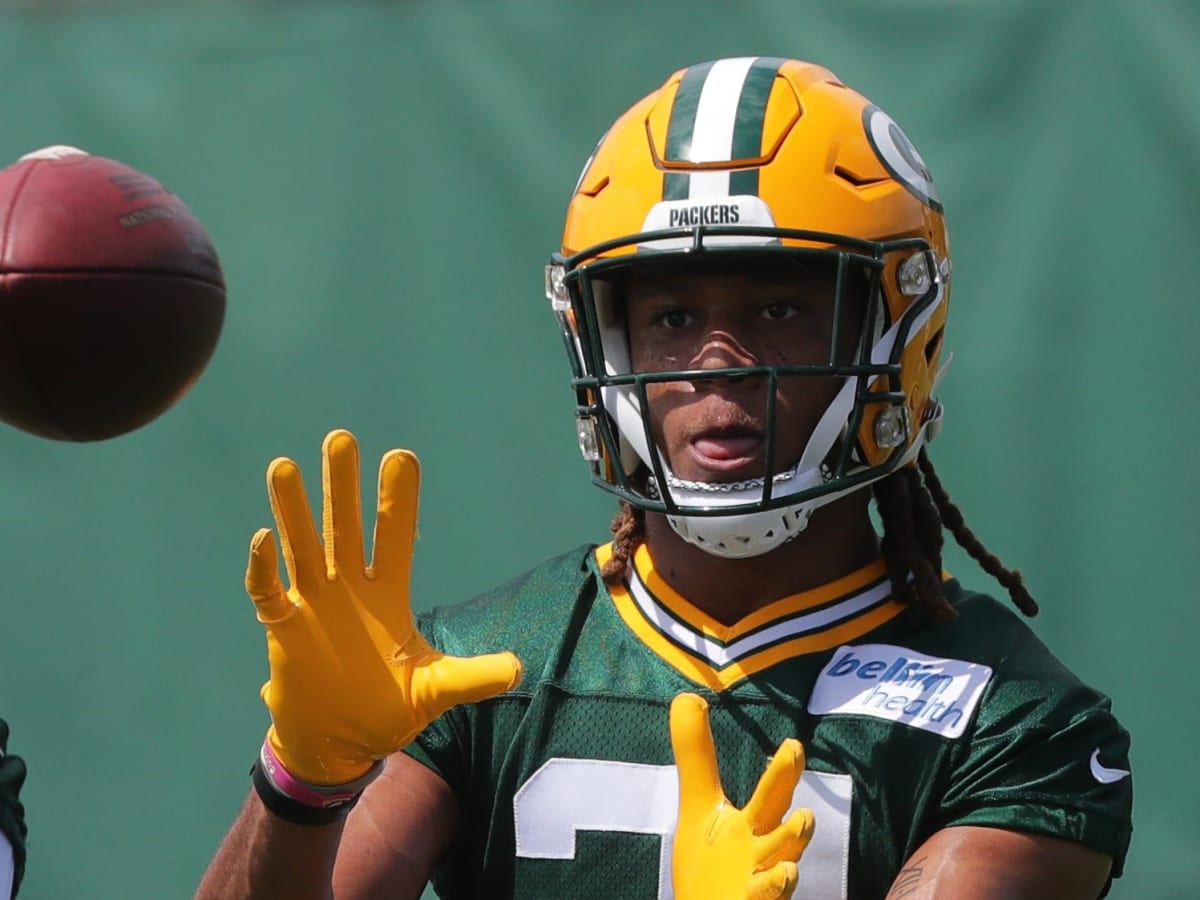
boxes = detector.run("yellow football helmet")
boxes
[546,57,951,558]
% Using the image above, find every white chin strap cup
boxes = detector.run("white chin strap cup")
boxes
[654,465,830,559]
[666,506,815,559]
[663,407,941,559]
[644,376,858,560]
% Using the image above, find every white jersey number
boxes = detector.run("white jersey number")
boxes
[514,757,851,899]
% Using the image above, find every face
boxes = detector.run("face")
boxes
[623,263,862,485]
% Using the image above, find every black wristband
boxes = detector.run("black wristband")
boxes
[250,760,360,828]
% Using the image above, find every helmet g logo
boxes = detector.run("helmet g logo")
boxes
[864,105,942,212]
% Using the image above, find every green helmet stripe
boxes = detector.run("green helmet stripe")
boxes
[728,167,760,196]
[664,60,715,163]
[660,57,786,201]
[728,56,787,195]
[661,60,713,201]
[730,56,786,162]
[663,171,691,200]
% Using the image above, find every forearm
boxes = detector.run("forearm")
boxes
[885,828,1113,900]
[196,791,346,900]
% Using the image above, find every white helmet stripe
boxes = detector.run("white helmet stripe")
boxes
[689,57,758,163]
[796,376,859,474]
[685,57,757,198]
[871,282,946,366]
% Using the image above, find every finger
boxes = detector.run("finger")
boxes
[412,651,523,715]
[669,692,723,812]
[244,528,294,623]
[746,861,798,900]
[756,807,815,870]
[371,448,421,586]
[744,738,805,829]
[321,429,366,576]
[266,455,324,592]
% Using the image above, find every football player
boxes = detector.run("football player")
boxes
[198,58,1133,899]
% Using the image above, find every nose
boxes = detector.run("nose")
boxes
[690,331,760,385]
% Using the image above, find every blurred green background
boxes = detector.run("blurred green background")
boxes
[0,0,1194,897]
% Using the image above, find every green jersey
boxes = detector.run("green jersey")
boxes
[408,544,1132,899]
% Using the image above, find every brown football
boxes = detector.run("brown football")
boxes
[0,146,225,441]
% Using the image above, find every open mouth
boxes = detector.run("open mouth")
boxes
[687,427,764,473]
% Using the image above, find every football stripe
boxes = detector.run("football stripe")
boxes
[660,57,785,202]
[685,57,756,199]
[662,172,690,201]
[664,60,715,163]
[688,57,757,162]
[730,56,786,161]
[729,167,760,196]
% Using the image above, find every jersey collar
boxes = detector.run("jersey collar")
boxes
[597,542,909,691]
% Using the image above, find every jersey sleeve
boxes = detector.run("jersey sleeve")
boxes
[401,610,472,797]
[939,598,1133,885]
[401,545,598,796]
[401,620,479,900]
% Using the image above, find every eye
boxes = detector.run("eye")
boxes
[654,308,694,329]
[760,302,799,321]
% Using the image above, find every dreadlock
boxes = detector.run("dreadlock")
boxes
[601,501,645,586]
[872,459,954,624]
[871,449,1037,622]
[600,448,1038,622]
[915,449,1039,617]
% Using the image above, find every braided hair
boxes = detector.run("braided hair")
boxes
[600,500,646,586]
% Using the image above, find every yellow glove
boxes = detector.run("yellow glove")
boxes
[245,429,523,786]
[669,692,815,900]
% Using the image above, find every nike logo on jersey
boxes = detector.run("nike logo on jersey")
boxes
[1089,749,1130,785]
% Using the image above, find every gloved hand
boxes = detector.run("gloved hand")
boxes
[669,692,815,900]
[245,428,523,786]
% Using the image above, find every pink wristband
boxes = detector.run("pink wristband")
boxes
[258,741,383,808]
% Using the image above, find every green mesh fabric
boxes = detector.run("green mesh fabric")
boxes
[406,546,1132,899]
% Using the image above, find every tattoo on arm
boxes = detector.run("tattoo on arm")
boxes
[887,856,926,898]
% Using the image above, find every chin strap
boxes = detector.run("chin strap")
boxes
[642,374,857,559]
[658,394,947,560]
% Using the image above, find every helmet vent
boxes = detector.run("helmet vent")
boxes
[833,165,888,188]
[581,175,609,198]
